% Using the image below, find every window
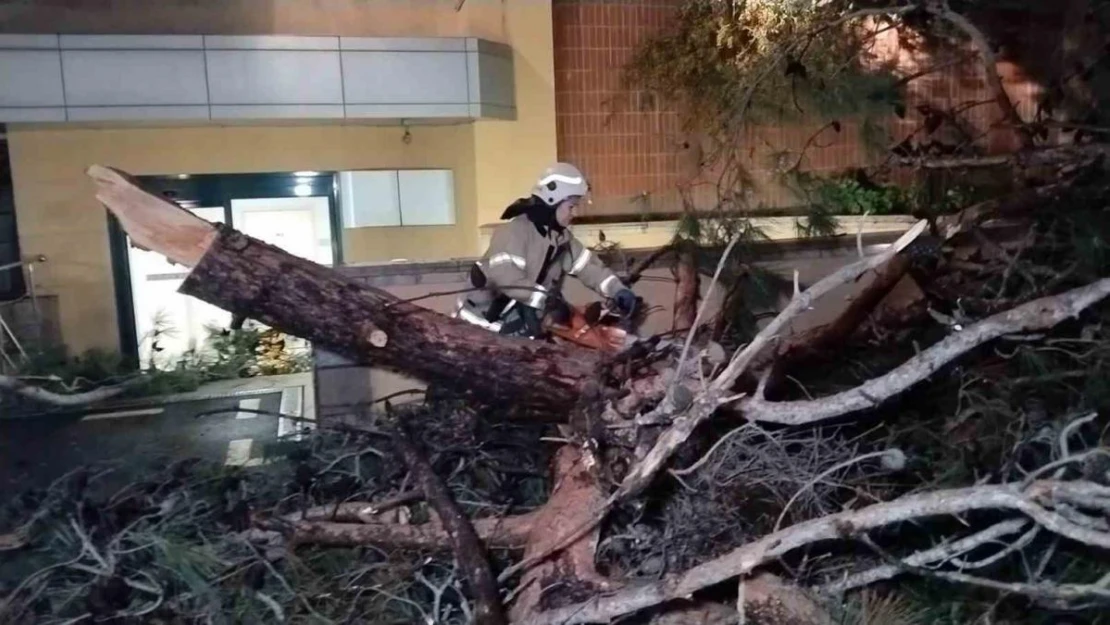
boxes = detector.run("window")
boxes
[339,169,455,228]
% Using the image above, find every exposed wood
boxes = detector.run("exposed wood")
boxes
[769,255,911,369]
[391,421,507,625]
[88,165,603,414]
[547,304,634,353]
[711,221,929,389]
[87,165,218,267]
[508,445,611,622]
[286,493,424,523]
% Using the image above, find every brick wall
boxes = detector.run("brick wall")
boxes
[553,0,690,217]
[553,0,1043,218]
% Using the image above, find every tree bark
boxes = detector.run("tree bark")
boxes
[88,165,601,415]
[253,512,536,550]
[673,244,700,332]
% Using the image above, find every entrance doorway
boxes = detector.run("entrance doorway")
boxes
[109,172,341,368]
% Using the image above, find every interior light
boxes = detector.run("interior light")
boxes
[175,174,190,179]
[293,184,312,197]
[294,171,319,177]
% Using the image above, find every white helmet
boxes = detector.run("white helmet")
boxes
[531,162,589,207]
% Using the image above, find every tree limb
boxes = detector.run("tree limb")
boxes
[738,277,1110,425]
[819,518,1031,593]
[528,479,1110,624]
[0,374,143,408]
[498,222,930,585]
[390,421,507,625]
[255,511,536,551]
[855,533,1110,607]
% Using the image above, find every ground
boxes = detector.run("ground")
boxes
[0,374,310,500]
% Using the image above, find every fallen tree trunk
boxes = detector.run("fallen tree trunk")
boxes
[88,165,602,414]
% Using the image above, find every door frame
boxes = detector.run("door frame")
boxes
[108,171,343,365]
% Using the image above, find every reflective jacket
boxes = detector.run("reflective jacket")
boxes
[457,215,623,329]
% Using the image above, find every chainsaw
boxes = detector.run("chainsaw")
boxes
[544,294,646,353]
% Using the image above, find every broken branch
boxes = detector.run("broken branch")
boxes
[0,374,144,408]
[739,277,1110,425]
[254,513,535,551]
[390,422,507,625]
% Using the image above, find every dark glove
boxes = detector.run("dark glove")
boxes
[519,306,545,339]
[613,288,638,316]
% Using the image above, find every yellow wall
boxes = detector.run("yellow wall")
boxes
[8,124,478,353]
[472,1,558,226]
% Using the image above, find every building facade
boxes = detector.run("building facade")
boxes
[0,0,559,359]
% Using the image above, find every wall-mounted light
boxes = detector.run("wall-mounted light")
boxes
[294,171,319,177]
[293,184,312,197]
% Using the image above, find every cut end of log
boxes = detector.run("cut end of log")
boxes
[86,164,218,268]
[369,330,389,348]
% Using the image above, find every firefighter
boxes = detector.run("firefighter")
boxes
[454,162,637,339]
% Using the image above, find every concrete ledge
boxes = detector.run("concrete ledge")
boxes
[335,227,908,288]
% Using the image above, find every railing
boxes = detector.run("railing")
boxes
[0,255,47,371]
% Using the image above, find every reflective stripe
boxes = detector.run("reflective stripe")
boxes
[537,173,583,186]
[569,248,592,275]
[489,253,526,270]
[528,284,547,309]
[458,306,503,332]
[453,297,503,332]
[599,274,621,296]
